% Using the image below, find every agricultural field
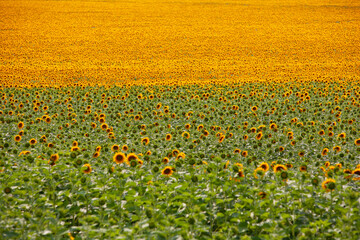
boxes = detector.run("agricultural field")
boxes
[1,0,360,239]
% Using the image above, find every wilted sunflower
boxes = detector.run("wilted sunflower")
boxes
[113,152,126,164]
[322,178,336,192]
[82,164,92,174]
[161,166,173,177]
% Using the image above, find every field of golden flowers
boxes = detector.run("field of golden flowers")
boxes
[1,0,360,239]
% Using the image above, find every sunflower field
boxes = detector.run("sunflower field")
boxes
[1,0,360,239]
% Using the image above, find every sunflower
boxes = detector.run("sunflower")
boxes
[219,135,225,143]
[14,135,21,142]
[286,163,293,168]
[324,161,330,167]
[279,146,285,152]
[270,123,277,130]
[352,169,360,175]
[300,165,307,172]
[259,162,269,172]
[338,133,346,139]
[82,164,92,174]
[185,124,191,130]
[17,121,24,129]
[321,148,329,156]
[161,166,173,177]
[234,148,241,154]
[182,131,190,139]
[333,146,341,152]
[162,157,169,164]
[29,138,37,145]
[223,160,230,169]
[241,151,248,157]
[343,169,352,174]
[273,164,288,173]
[322,178,335,192]
[298,151,305,157]
[254,168,265,179]
[255,132,263,140]
[238,170,245,178]
[71,146,80,152]
[95,146,101,152]
[251,106,258,111]
[111,145,120,152]
[243,135,248,140]
[122,145,128,151]
[47,143,54,148]
[72,141,78,147]
[113,152,126,164]
[355,138,360,146]
[165,134,172,141]
[127,153,139,162]
[92,151,99,158]
[141,137,150,145]
[335,163,342,169]
[50,153,59,162]
[259,192,267,199]
[101,123,108,130]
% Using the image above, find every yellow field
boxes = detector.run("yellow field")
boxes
[1,0,360,87]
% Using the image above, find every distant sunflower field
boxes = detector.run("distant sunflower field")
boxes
[1,0,360,239]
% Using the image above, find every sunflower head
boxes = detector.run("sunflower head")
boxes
[113,152,126,164]
[161,166,173,177]
[82,164,92,174]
